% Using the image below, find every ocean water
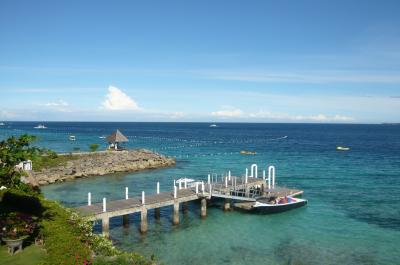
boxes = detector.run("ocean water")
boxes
[1,122,399,265]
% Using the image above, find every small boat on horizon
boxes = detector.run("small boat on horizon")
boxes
[34,124,47,129]
[209,124,218,128]
[234,196,307,214]
[99,135,106,139]
[0,122,4,126]
[240,150,257,155]
[337,146,350,151]
[69,135,76,141]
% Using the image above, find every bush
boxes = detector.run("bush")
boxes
[89,144,99,152]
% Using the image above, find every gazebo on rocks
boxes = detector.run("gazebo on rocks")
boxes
[106,129,128,150]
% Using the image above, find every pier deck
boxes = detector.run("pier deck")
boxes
[75,175,303,236]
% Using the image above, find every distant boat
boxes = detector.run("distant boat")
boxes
[0,122,4,126]
[34,124,47,129]
[99,135,106,139]
[209,124,218,128]
[69,135,76,141]
[337,146,350,151]
[240,150,257,155]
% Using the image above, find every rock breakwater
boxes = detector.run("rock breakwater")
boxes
[31,149,175,185]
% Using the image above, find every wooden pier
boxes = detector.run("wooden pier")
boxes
[76,165,303,237]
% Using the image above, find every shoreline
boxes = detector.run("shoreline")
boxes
[27,149,175,186]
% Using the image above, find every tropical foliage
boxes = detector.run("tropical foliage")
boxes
[0,212,37,240]
[0,134,39,187]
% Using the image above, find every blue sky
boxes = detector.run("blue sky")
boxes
[1,0,400,123]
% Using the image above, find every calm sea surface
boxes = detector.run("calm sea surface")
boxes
[1,122,399,265]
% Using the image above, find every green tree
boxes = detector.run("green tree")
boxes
[0,134,39,188]
[89,144,99,152]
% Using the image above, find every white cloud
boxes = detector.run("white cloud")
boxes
[211,108,244,118]
[196,70,400,84]
[102,86,140,111]
[0,110,17,119]
[211,108,354,122]
[43,100,69,107]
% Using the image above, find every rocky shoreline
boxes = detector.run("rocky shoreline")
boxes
[28,149,175,186]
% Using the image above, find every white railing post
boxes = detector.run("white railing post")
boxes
[208,174,211,184]
[174,185,177,198]
[184,178,187,189]
[228,170,231,181]
[250,164,258,178]
[245,168,248,178]
[263,170,266,180]
[195,182,199,194]
[225,177,228,188]
[268,166,275,189]
[142,191,145,204]
[103,197,106,212]
[179,180,182,190]
[125,187,129,200]
[173,179,176,187]
[88,192,91,206]
[201,181,205,193]
[157,182,160,194]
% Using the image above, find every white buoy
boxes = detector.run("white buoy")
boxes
[157,182,160,194]
[88,192,91,206]
[102,198,106,212]
[125,187,128,200]
[142,191,145,204]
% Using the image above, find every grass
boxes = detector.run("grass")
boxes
[0,243,46,265]
[31,154,79,171]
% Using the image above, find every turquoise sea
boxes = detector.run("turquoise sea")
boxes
[1,122,399,265]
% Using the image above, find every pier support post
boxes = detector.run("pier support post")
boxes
[201,198,207,218]
[223,199,231,211]
[140,207,148,233]
[183,201,189,213]
[173,201,180,225]
[155,208,161,220]
[122,214,129,228]
[102,216,109,238]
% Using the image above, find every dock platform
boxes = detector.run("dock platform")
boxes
[75,165,303,236]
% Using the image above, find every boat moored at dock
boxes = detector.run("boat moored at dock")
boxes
[234,196,307,214]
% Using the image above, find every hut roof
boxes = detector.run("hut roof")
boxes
[107,129,128,143]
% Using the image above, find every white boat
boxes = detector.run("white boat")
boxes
[0,122,4,126]
[337,146,350,151]
[234,196,307,214]
[34,124,47,129]
[69,135,76,141]
[99,135,106,139]
[210,124,218,128]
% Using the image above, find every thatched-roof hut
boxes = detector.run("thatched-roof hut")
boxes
[107,129,128,150]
